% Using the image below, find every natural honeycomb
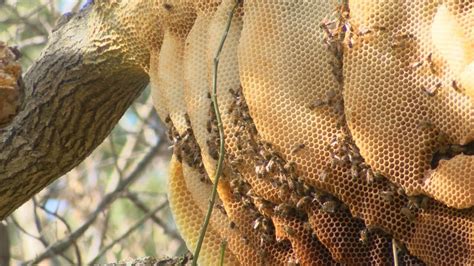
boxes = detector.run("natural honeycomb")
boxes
[168,155,239,265]
[344,0,473,208]
[147,0,474,265]
[423,154,474,209]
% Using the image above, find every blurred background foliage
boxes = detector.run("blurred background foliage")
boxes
[0,0,186,264]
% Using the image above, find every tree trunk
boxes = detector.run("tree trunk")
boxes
[0,1,162,219]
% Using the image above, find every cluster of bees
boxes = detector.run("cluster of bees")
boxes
[319,4,447,226]
[215,87,348,245]
[164,114,207,179]
[164,3,470,255]
[327,115,432,225]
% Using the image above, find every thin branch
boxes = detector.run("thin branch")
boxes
[32,197,75,265]
[98,209,111,252]
[109,135,125,179]
[24,139,164,265]
[192,1,240,264]
[88,202,167,264]
[219,240,227,266]
[9,216,41,241]
[125,192,180,239]
[37,204,82,266]
[2,5,48,36]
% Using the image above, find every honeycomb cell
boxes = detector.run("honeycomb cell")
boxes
[423,154,474,209]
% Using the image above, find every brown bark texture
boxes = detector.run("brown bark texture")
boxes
[0,1,161,219]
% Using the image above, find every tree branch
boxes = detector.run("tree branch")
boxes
[0,1,163,219]
[88,201,168,264]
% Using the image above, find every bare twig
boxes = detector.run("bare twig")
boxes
[25,140,164,265]
[37,204,82,265]
[88,202,167,264]
[2,5,48,36]
[219,240,227,266]
[98,209,111,252]
[192,1,240,264]
[9,216,41,240]
[125,192,180,239]
[32,197,74,264]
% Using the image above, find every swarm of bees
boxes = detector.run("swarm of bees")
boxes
[165,114,207,179]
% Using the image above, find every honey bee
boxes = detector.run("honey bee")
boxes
[359,228,369,244]
[303,222,312,232]
[308,99,327,110]
[275,203,296,217]
[162,3,173,10]
[260,234,273,247]
[229,221,236,229]
[287,258,300,266]
[283,161,297,173]
[230,178,243,191]
[228,88,238,97]
[184,113,191,125]
[319,169,329,182]
[320,18,336,38]
[216,204,227,215]
[265,159,276,173]
[380,191,394,202]
[296,196,312,210]
[420,196,430,210]
[287,179,297,193]
[391,33,416,48]
[227,101,237,114]
[450,144,466,153]
[321,200,338,213]
[396,187,406,197]
[357,25,373,36]
[350,164,359,179]
[206,120,212,133]
[259,149,272,161]
[242,197,253,209]
[255,164,266,178]
[252,216,263,230]
[332,153,348,166]
[347,34,356,49]
[422,82,442,97]
[283,225,296,237]
[417,120,434,130]
[278,182,290,199]
[410,60,424,69]
[451,80,461,92]
[401,207,416,221]
[291,143,306,154]
[261,218,272,234]
[426,53,438,75]
[255,198,274,217]
[246,189,255,198]
[372,25,387,32]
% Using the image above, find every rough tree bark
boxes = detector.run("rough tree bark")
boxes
[0,1,162,219]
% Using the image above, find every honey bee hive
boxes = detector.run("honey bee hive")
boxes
[147,0,473,265]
